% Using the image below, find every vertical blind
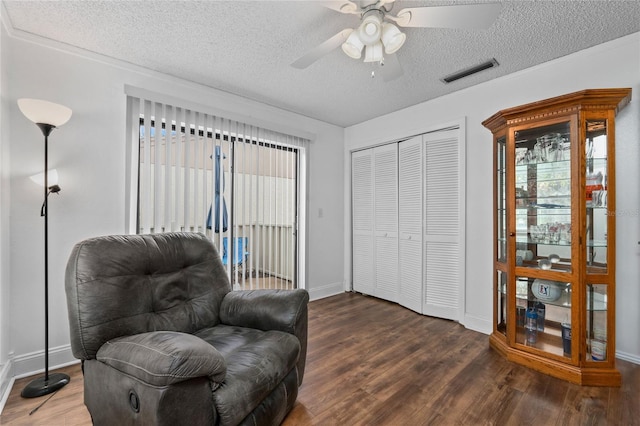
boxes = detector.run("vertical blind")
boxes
[127,95,309,290]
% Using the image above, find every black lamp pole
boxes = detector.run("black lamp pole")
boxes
[21,123,70,398]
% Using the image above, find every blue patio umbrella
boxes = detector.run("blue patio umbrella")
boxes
[206,145,228,233]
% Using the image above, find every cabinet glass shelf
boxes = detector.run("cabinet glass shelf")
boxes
[499,279,607,311]
[515,325,567,358]
[499,238,609,248]
[515,158,570,169]
[515,200,570,208]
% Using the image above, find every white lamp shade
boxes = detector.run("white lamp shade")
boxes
[381,23,406,54]
[30,169,59,187]
[17,98,72,127]
[357,13,382,45]
[341,31,364,59]
[363,42,384,63]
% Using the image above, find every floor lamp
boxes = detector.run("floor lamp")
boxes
[17,98,72,398]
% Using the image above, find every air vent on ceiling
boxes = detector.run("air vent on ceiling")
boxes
[441,58,499,84]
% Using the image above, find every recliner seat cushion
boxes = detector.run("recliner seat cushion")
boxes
[195,325,300,426]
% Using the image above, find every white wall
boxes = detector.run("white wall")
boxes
[344,32,640,362]
[0,18,13,405]
[1,26,345,378]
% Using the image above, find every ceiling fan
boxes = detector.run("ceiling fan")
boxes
[291,1,501,81]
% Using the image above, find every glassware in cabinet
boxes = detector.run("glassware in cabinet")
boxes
[513,121,573,273]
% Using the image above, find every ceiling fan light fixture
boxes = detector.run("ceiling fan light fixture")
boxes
[381,22,406,54]
[357,12,383,45]
[341,30,364,59]
[363,41,384,63]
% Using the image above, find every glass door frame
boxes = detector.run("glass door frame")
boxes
[506,114,580,364]
[581,109,617,369]
[494,132,507,340]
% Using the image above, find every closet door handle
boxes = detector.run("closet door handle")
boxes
[509,232,515,237]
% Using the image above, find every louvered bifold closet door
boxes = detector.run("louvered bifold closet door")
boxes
[398,136,424,313]
[424,128,464,320]
[373,144,399,302]
[352,149,375,295]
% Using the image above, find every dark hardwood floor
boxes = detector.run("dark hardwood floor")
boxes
[2,292,639,425]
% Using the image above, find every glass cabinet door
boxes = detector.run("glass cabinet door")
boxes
[586,284,608,361]
[514,121,572,272]
[585,120,609,274]
[512,121,573,358]
[585,119,610,363]
[496,136,506,336]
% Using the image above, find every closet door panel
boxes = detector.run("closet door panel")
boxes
[424,241,460,318]
[353,234,375,295]
[398,136,423,313]
[352,149,375,295]
[374,144,398,236]
[399,238,423,312]
[373,144,399,302]
[423,129,464,320]
[375,236,399,301]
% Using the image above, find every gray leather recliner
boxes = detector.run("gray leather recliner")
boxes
[64,232,309,425]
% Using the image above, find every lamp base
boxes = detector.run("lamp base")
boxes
[21,373,70,398]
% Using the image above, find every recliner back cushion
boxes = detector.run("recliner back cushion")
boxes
[65,232,231,360]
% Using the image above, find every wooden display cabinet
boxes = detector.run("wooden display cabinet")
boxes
[482,88,631,386]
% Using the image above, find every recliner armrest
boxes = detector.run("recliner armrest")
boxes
[219,289,309,385]
[219,289,309,334]
[96,331,226,388]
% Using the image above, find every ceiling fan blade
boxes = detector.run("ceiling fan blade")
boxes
[380,53,403,82]
[393,3,501,29]
[378,0,396,9]
[318,1,359,14]
[291,29,353,69]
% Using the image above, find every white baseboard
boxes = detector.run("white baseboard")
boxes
[308,281,344,301]
[11,344,78,379]
[0,347,78,416]
[0,361,14,415]
[615,350,640,365]
[463,313,492,335]
[462,316,640,365]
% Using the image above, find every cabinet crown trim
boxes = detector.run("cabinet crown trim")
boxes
[482,88,632,132]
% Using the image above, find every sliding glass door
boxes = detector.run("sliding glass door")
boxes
[133,99,304,291]
[226,133,299,290]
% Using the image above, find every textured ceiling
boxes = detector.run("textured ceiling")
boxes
[3,1,640,127]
